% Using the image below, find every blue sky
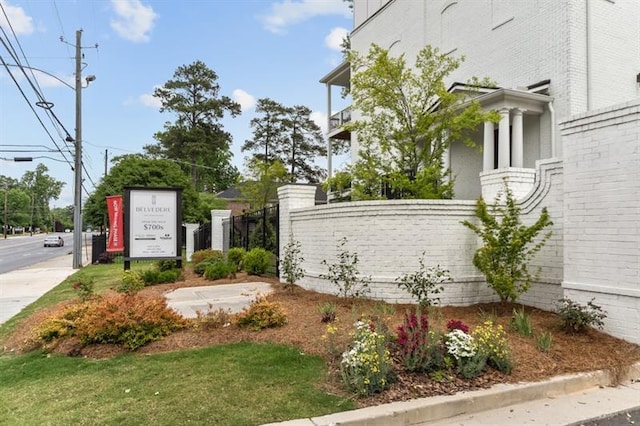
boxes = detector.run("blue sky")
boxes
[0,0,352,207]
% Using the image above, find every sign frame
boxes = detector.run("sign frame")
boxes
[123,187,182,270]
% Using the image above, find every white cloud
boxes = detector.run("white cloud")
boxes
[139,92,162,109]
[310,110,327,135]
[232,89,256,112]
[110,0,158,43]
[325,27,348,51]
[261,0,350,34]
[0,1,34,35]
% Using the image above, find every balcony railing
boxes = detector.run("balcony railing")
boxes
[329,107,351,132]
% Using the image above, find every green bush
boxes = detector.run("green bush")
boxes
[227,247,246,271]
[244,248,272,276]
[204,261,234,281]
[193,259,215,276]
[191,249,224,266]
[156,260,180,272]
[117,271,145,294]
[237,296,287,330]
[556,298,607,333]
[142,268,183,285]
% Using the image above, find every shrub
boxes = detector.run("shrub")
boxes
[142,268,182,285]
[317,301,337,323]
[193,307,232,331]
[281,238,305,290]
[320,237,371,298]
[191,249,224,266]
[74,294,186,350]
[37,304,89,342]
[117,270,145,294]
[472,321,513,374]
[96,252,115,264]
[193,259,215,276]
[395,252,452,308]
[461,181,553,303]
[226,247,246,271]
[237,296,287,330]
[204,261,234,281]
[322,321,344,359]
[71,279,95,302]
[556,298,607,333]
[156,259,179,272]
[340,320,393,396]
[243,248,272,276]
[510,307,533,337]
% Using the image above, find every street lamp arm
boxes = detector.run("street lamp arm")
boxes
[3,63,75,90]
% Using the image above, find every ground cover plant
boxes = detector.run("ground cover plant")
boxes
[1,264,640,423]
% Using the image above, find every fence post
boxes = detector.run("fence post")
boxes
[211,210,231,251]
[277,185,316,281]
[184,223,199,261]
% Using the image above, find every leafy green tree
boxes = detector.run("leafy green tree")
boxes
[144,60,241,192]
[462,183,553,303]
[0,187,29,230]
[83,154,205,228]
[240,159,290,210]
[346,44,498,199]
[20,164,64,230]
[51,206,73,231]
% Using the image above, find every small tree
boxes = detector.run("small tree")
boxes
[320,237,371,298]
[281,237,305,291]
[462,182,553,303]
[395,252,452,308]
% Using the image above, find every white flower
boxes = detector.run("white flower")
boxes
[446,329,476,360]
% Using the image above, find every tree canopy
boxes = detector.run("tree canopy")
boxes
[346,44,498,200]
[83,154,207,227]
[144,60,241,192]
[239,159,290,210]
[242,99,326,183]
[0,165,64,232]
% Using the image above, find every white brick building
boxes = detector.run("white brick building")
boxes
[275,1,640,344]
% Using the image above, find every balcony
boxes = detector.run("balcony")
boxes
[328,106,351,140]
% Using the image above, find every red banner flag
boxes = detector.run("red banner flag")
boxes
[106,195,124,252]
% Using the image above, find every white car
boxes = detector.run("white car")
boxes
[44,236,65,247]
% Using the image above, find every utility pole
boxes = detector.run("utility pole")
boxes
[3,184,8,239]
[73,29,83,269]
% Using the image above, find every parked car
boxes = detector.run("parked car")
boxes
[44,236,64,247]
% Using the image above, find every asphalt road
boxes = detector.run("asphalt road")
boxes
[580,407,640,426]
[0,233,75,274]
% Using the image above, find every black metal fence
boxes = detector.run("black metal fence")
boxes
[193,222,212,252]
[229,205,279,257]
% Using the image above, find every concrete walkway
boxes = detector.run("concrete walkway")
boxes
[0,253,76,325]
[164,282,273,318]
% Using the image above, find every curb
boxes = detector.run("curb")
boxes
[264,362,640,426]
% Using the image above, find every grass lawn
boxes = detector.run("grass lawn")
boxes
[0,264,354,425]
[0,342,353,425]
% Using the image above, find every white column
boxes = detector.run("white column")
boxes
[326,83,333,179]
[511,109,524,168]
[498,108,511,169]
[184,223,199,261]
[483,121,495,172]
[441,141,451,183]
[211,210,231,251]
[277,185,316,283]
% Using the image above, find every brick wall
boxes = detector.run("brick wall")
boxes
[279,159,564,310]
[561,99,640,344]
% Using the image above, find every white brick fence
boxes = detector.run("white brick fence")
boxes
[278,159,564,312]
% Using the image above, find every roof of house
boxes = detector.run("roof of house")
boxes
[216,183,327,204]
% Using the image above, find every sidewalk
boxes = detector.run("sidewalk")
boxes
[266,364,640,426]
[0,253,77,325]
